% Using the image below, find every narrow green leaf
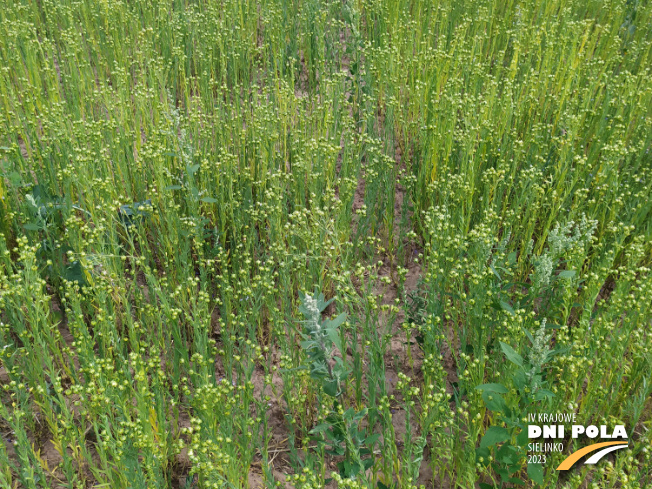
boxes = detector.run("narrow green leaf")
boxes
[327,312,347,331]
[500,300,515,315]
[476,383,509,394]
[546,323,563,330]
[500,342,524,367]
[490,264,502,281]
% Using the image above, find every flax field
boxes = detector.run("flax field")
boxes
[0,0,651,488]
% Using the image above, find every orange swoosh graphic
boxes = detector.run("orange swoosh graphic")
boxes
[557,441,628,470]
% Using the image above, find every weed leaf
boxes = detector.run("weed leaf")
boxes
[476,383,509,394]
[500,342,524,367]
[480,426,510,448]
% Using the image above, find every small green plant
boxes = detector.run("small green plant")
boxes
[118,199,153,229]
[298,289,379,481]
[476,319,561,488]
[22,185,91,287]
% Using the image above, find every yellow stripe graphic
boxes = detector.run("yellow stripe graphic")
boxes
[557,442,628,470]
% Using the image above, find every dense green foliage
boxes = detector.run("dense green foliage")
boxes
[0,0,650,487]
